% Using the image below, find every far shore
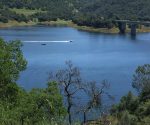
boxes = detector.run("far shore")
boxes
[0,20,150,34]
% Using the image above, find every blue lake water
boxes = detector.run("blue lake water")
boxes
[0,26,150,102]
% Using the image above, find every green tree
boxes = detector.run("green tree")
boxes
[132,64,150,100]
[111,64,150,125]
[0,82,66,125]
[0,38,66,125]
[117,111,137,125]
[0,38,27,101]
[16,81,66,125]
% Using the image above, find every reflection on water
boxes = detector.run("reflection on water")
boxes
[0,26,150,102]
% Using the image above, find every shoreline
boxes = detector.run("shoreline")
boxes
[0,21,37,28]
[0,20,150,34]
[38,20,120,34]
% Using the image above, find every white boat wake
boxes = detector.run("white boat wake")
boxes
[23,40,72,43]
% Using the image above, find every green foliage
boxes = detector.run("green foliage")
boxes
[72,0,150,28]
[132,64,150,100]
[0,0,79,22]
[73,13,115,28]
[0,82,66,125]
[0,38,27,99]
[136,100,150,119]
[111,64,150,125]
[0,38,66,125]
[79,0,150,21]
[0,16,8,23]
[111,91,139,118]
[14,81,66,125]
[0,8,30,22]
[0,38,27,80]
[117,111,137,125]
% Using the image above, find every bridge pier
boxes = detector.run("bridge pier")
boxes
[130,24,137,36]
[116,20,150,36]
[118,22,126,34]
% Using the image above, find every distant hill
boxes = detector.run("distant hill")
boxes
[0,0,150,28]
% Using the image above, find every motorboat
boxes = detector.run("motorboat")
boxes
[41,43,46,45]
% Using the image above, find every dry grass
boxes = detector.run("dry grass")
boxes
[0,21,37,28]
[10,8,46,16]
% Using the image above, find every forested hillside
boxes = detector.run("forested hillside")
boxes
[0,0,81,22]
[0,0,150,28]
[80,0,150,20]
[73,0,150,28]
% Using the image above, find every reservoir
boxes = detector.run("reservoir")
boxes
[0,26,150,102]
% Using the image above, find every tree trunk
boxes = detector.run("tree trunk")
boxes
[67,96,72,125]
[20,117,24,125]
[83,112,86,124]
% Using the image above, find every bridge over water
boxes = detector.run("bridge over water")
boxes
[115,20,150,36]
